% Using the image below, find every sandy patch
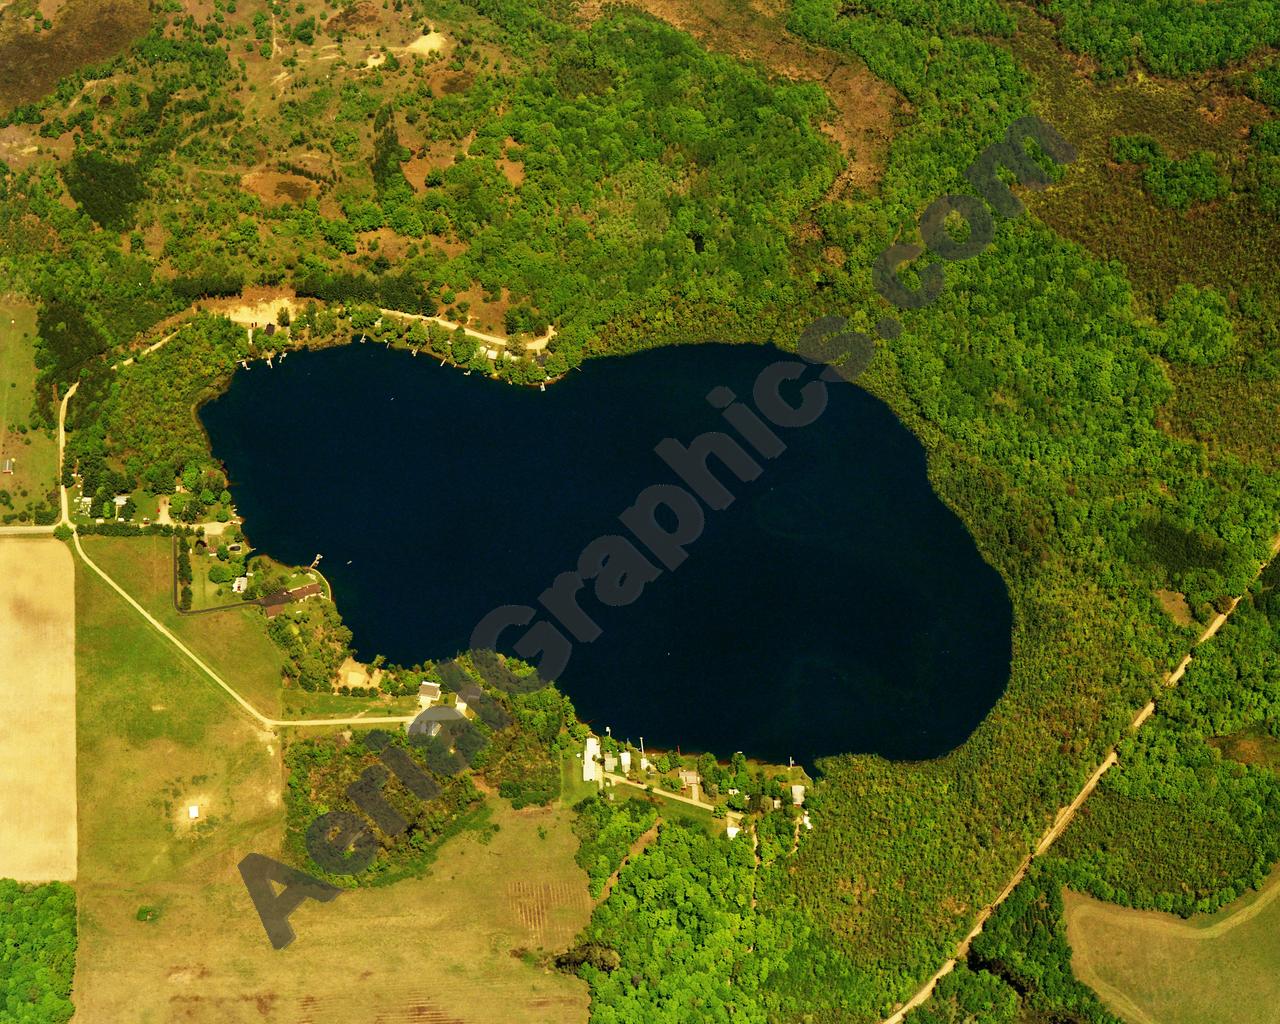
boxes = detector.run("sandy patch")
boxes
[337,655,381,691]
[0,539,76,881]
[203,289,299,329]
[404,31,448,57]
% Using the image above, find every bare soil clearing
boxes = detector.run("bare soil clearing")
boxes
[0,538,76,881]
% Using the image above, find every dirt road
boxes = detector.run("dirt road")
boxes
[879,533,1280,1024]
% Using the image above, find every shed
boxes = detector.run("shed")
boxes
[1,458,13,474]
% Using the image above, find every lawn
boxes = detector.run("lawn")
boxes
[81,533,288,717]
[0,299,59,519]
[1064,870,1280,1024]
[73,555,592,1022]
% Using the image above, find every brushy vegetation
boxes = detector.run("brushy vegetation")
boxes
[1110,135,1229,211]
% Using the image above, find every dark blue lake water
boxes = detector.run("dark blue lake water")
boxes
[201,342,1011,766]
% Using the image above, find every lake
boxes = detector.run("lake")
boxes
[201,341,1012,766]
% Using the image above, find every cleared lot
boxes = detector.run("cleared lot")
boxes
[0,538,76,881]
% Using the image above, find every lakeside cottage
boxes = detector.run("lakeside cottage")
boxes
[417,681,441,708]
[791,784,806,806]
[232,576,248,594]
[618,750,631,773]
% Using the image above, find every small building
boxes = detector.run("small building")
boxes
[1,458,13,475]
[232,576,248,594]
[802,812,813,831]
[583,736,601,783]
[603,754,617,774]
[618,750,631,773]
[456,684,484,717]
[417,681,441,708]
[113,494,129,518]
[678,769,700,789]
[726,824,741,840]
[187,805,200,820]
[639,755,650,773]
[791,784,806,807]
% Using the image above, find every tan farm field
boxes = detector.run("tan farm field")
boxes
[73,556,592,1024]
[0,537,76,881]
[1064,869,1280,1024]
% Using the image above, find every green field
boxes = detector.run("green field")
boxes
[73,552,592,1023]
[82,534,289,716]
[0,299,58,519]
[1064,872,1280,1024]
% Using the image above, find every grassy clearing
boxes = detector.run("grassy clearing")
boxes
[82,533,288,716]
[1064,870,1280,1024]
[74,557,592,1022]
[0,538,76,881]
[0,298,58,517]
[560,752,599,807]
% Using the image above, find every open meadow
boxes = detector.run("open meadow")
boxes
[73,553,593,1023]
[0,298,58,518]
[82,533,288,717]
[1064,870,1280,1024]
[0,538,76,881]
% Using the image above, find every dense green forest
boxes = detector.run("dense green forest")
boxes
[1054,575,1280,916]
[1036,0,1280,76]
[2,0,1280,1021]
[0,880,76,1024]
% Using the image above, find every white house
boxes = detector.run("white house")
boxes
[603,754,617,774]
[583,736,601,783]
[417,681,441,708]
[791,784,806,806]
[232,576,248,594]
[618,750,631,773]
[726,824,741,840]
